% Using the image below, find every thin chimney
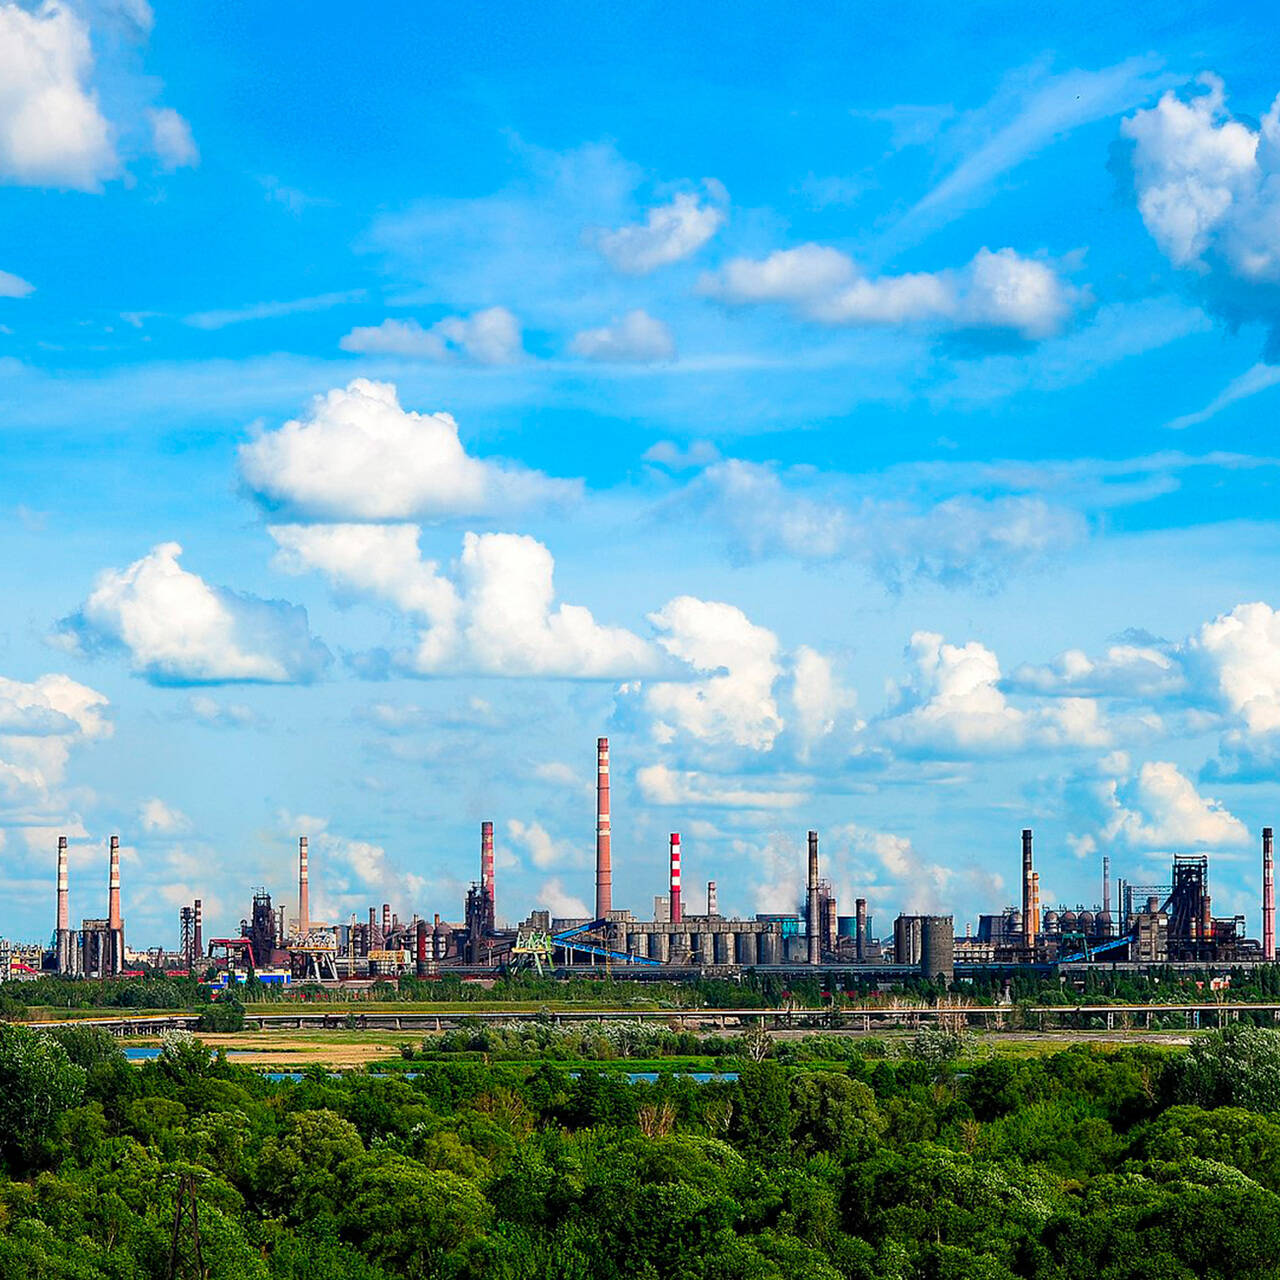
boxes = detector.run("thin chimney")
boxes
[108,835,121,929]
[56,835,68,933]
[707,880,718,916]
[1021,829,1035,948]
[595,737,611,920]
[669,833,682,924]
[193,899,203,960]
[481,821,495,925]
[298,836,310,939]
[807,830,820,965]
[1265,827,1275,961]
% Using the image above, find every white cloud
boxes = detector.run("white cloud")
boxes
[139,797,190,834]
[538,877,590,918]
[592,191,725,274]
[636,763,807,809]
[147,106,198,171]
[0,672,110,804]
[507,818,585,869]
[0,1,116,189]
[290,815,427,918]
[691,458,1083,586]
[1122,74,1280,354]
[186,694,258,729]
[1167,362,1280,430]
[704,244,1085,338]
[645,597,783,750]
[570,309,675,363]
[1188,601,1280,734]
[1076,759,1247,852]
[1008,643,1184,699]
[271,524,663,679]
[240,379,578,520]
[880,630,1110,756]
[643,439,720,471]
[56,541,329,685]
[339,307,523,364]
[185,289,364,330]
[0,269,33,297]
[1123,74,1264,272]
[789,646,859,755]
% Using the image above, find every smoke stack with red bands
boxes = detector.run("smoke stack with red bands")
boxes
[669,833,681,924]
[595,738,611,919]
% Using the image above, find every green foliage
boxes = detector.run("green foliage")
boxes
[198,992,247,1032]
[0,1024,85,1171]
[4,1026,1280,1276]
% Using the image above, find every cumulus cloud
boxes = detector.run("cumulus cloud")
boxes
[538,878,590,918]
[637,763,807,809]
[148,105,198,171]
[1074,759,1247,853]
[186,694,258,729]
[1188,602,1280,733]
[645,597,783,750]
[689,458,1084,586]
[591,191,725,274]
[507,818,585,869]
[0,269,33,298]
[289,815,428,919]
[704,244,1086,339]
[240,379,578,520]
[271,524,663,679]
[0,1,194,189]
[0,1,116,188]
[789,646,860,756]
[339,307,523,364]
[880,630,1110,756]
[570,309,675,363]
[1123,75,1280,353]
[0,673,110,809]
[1008,642,1184,699]
[139,797,190,834]
[55,541,330,685]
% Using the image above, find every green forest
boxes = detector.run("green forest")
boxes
[6,1021,1280,1278]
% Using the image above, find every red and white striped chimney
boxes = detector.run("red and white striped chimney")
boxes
[1264,827,1275,961]
[56,835,69,933]
[595,737,611,920]
[298,835,310,939]
[107,835,121,929]
[669,833,681,924]
[481,821,494,900]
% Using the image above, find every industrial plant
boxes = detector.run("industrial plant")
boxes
[16,736,1277,988]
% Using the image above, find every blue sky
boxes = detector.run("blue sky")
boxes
[4,0,1280,947]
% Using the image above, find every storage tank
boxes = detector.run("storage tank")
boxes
[1043,909,1060,935]
[921,915,954,982]
[1060,909,1078,932]
[1077,910,1096,936]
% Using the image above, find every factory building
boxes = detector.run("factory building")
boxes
[37,738,1279,985]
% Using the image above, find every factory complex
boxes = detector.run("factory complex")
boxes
[17,738,1279,989]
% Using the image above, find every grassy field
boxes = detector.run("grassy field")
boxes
[111,1022,1200,1069]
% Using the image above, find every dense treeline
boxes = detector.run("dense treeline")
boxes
[6,1022,1280,1276]
[12,962,1280,1016]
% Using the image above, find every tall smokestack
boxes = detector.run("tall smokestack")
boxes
[194,899,203,960]
[368,906,377,949]
[56,835,68,933]
[1021,829,1035,948]
[108,835,121,929]
[807,830,820,965]
[595,737,611,920]
[1265,827,1275,961]
[1103,855,1111,917]
[1031,872,1040,943]
[298,836,310,939]
[481,819,494,903]
[382,903,391,941]
[415,919,428,978]
[707,881,718,916]
[669,833,681,924]
[855,897,867,962]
